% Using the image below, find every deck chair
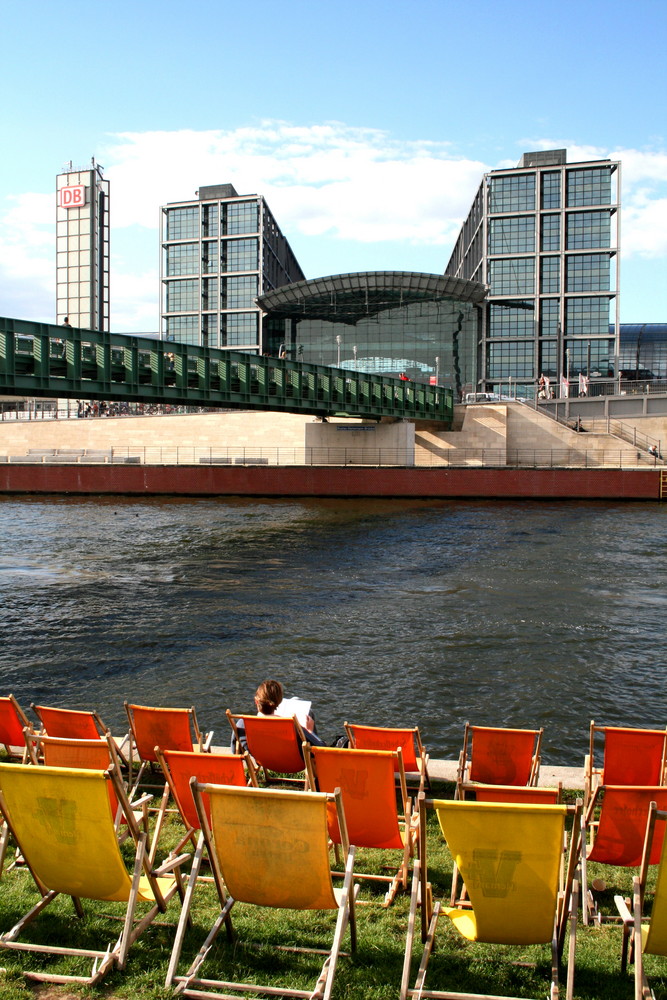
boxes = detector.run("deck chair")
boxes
[344,721,431,793]
[0,761,185,987]
[614,802,667,997]
[401,796,582,1000]
[151,746,258,865]
[585,721,667,805]
[0,694,33,761]
[227,709,308,786]
[166,783,359,1000]
[124,701,213,795]
[31,702,131,766]
[581,784,667,925]
[304,744,419,905]
[455,722,543,797]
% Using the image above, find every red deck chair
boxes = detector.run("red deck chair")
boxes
[31,703,130,766]
[585,721,667,804]
[582,784,667,924]
[124,702,212,796]
[227,710,308,786]
[344,722,431,793]
[0,695,32,761]
[152,747,257,865]
[304,744,418,905]
[455,722,543,796]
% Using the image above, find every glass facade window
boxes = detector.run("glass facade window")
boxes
[202,313,218,347]
[539,341,557,377]
[565,296,612,336]
[202,277,218,310]
[566,211,611,249]
[486,341,534,379]
[489,258,535,295]
[164,316,199,342]
[166,207,199,240]
[166,279,199,313]
[488,216,535,254]
[566,167,612,207]
[540,214,560,251]
[565,253,611,292]
[166,243,199,276]
[540,256,560,293]
[564,338,613,375]
[224,275,258,309]
[489,301,535,337]
[202,204,218,237]
[541,172,561,209]
[539,299,560,337]
[489,174,535,212]
[225,238,259,272]
[222,312,259,346]
[202,241,219,273]
[225,201,259,235]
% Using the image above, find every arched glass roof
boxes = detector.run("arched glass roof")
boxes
[257,271,486,325]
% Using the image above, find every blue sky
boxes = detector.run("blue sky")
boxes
[1,0,665,331]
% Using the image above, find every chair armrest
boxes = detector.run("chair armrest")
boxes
[129,792,153,808]
[153,852,191,875]
[614,894,632,925]
[202,730,214,751]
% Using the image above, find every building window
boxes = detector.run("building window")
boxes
[565,212,611,249]
[540,214,560,251]
[202,204,219,237]
[165,243,199,276]
[566,167,612,207]
[540,256,560,294]
[540,299,560,337]
[166,279,199,313]
[224,238,259,272]
[565,254,611,292]
[488,216,535,254]
[489,258,535,295]
[164,316,199,342]
[489,300,535,337]
[224,275,258,309]
[166,207,199,240]
[224,201,259,235]
[539,341,557,377]
[221,312,259,347]
[486,341,535,379]
[202,313,218,347]
[565,296,613,336]
[202,277,218,310]
[564,338,613,375]
[489,174,535,213]
[202,240,219,273]
[541,172,561,209]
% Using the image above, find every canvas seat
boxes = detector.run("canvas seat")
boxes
[344,721,431,793]
[31,702,131,766]
[456,722,543,797]
[166,783,359,1000]
[227,709,308,786]
[151,746,257,864]
[124,701,213,795]
[0,694,33,761]
[401,796,581,1000]
[614,801,667,998]
[0,762,185,986]
[584,721,667,806]
[581,783,667,925]
[304,744,419,905]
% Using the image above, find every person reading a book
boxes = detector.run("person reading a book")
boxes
[231,678,324,750]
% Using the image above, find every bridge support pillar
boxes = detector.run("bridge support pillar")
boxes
[304,419,415,466]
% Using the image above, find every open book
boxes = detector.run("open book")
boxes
[276,697,312,729]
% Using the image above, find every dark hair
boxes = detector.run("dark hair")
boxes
[254,679,283,715]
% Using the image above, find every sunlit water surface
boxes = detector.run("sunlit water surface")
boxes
[1,495,666,766]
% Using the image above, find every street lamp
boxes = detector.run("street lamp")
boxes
[336,335,341,367]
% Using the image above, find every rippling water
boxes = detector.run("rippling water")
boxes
[1,494,666,766]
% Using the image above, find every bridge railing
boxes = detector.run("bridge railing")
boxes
[0,317,453,424]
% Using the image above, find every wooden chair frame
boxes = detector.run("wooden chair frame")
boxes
[31,702,131,767]
[584,721,667,806]
[226,709,309,786]
[124,701,212,796]
[455,722,543,797]
[166,782,358,1000]
[344,721,431,793]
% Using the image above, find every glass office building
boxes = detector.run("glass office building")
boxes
[445,150,620,396]
[56,159,110,331]
[160,184,305,350]
[257,271,485,399]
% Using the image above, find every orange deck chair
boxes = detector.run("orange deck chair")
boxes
[585,721,667,805]
[581,783,667,925]
[227,709,308,786]
[344,722,431,793]
[0,695,33,762]
[455,722,543,797]
[304,744,418,905]
[152,747,258,865]
[31,702,130,766]
[124,702,213,797]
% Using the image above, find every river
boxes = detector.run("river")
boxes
[1,494,665,766]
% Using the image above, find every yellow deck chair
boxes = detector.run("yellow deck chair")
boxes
[401,796,582,1000]
[0,761,185,986]
[166,783,359,1000]
[615,802,667,998]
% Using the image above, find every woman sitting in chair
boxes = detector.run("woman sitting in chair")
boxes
[232,679,325,750]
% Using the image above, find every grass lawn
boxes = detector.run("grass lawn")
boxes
[0,778,664,1000]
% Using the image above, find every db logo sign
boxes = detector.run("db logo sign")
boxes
[59,185,86,209]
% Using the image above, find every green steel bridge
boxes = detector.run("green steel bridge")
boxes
[0,316,453,424]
